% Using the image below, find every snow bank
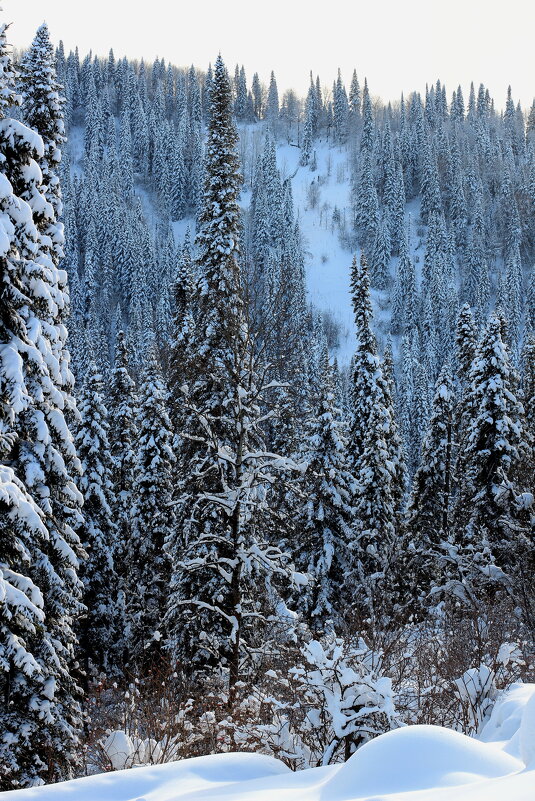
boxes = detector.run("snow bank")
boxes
[479,681,535,766]
[324,724,522,799]
[3,684,534,801]
[0,752,289,801]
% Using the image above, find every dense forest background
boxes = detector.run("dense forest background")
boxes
[1,14,534,789]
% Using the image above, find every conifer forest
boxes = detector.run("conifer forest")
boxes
[0,6,534,798]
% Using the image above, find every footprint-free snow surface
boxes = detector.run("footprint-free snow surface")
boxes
[3,683,534,801]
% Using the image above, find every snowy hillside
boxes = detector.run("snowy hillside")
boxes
[3,684,534,801]
[277,140,357,364]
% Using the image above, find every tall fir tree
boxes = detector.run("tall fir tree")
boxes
[405,366,456,606]
[108,327,137,565]
[126,347,174,668]
[0,20,84,786]
[297,342,355,634]
[165,56,298,699]
[75,363,118,674]
[347,255,406,623]
[454,315,528,594]
[19,23,66,239]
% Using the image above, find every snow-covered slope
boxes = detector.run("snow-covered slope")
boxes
[274,138,420,366]
[3,683,534,801]
[278,140,357,365]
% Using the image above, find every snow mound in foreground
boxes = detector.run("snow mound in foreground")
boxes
[2,683,535,801]
[0,752,289,801]
[324,724,522,799]
[479,681,535,766]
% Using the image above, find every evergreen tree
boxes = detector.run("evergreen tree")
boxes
[266,70,279,131]
[360,78,373,152]
[108,328,137,567]
[333,68,349,144]
[1,21,84,785]
[234,64,248,120]
[297,343,355,634]
[348,255,384,460]
[519,332,535,504]
[75,364,118,674]
[0,35,66,779]
[347,255,406,621]
[126,348,174,667]
[353,150,379,250]
[168,229,196,403]
[455,315,528,583]
[165,56,297,699]
[405,366,455,604]
[352,400,401,623]
[391,225,416,335]
[349,69,361,118]
[370,216,390,289]
[0,459,53,788]
[19,23,66,230]
[251,71,262,118]
[455,304,478,386]
[300,113,312,166]
[385,162,406,254]
[83,69,102,162]
[420,137,442,221]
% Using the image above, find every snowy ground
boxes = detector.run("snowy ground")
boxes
[3,683,534,801]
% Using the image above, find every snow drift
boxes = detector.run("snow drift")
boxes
[2,683,534,801]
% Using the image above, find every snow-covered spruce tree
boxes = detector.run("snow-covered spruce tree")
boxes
[405,366,456,608]
[348,254,401,480]
[454,303,478,455]
[300,112,312,166]
[19,23,65,236]
[390,224,417,335]
[349,70,360,121]
[516,333,535,624]
[108,327,137,572]
[0,39,61,778]
[250,71,261,118]
[521,331,535,473]
[109,325,137,462]
[453,315,529,596]
[360,78,373,153]
[165,56,299,699]
[168,229,196,418]
[296,342,355,635]
[75,363,118,674]
[0,21,84,786]
[347,255,406,622]
[83,69,102,163]
[266,186,311,458]
[333,69,349,144]
[348,254,379,461]
[266,70,279,131]
[126,346,174,669]
[353,150,379,251]
[455,305,478,380]
[385,162,405,255]
[0,459,54,788]
[370,216,390,289]
[420,136,442,222]
[352,399,405,624]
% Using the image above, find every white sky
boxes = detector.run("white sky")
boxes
[7,0,534,109]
